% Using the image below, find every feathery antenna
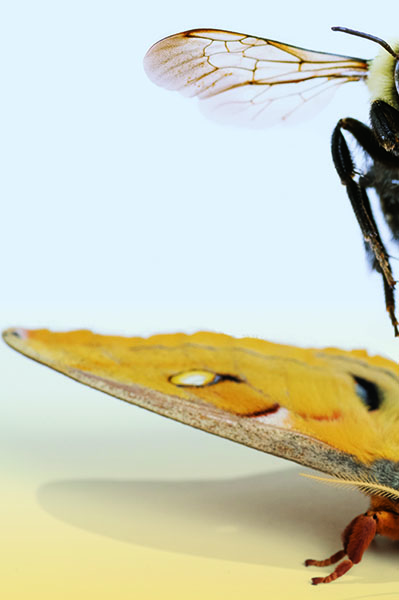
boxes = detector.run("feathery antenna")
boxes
[301,472,399,502]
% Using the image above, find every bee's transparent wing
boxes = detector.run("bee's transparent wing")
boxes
[144,29,369,126]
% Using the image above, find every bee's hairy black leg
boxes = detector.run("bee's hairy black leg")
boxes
[331,124,394,287]
[331,123,399,336]
[337,117,398,166]
[370,100,399,156]
[361,192,398,337]
[382,277,398,336]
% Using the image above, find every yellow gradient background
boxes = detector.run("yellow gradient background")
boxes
[2,345,399,600]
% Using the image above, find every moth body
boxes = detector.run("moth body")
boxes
[307,494,399,584]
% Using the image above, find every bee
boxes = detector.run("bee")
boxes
[144,27,399,336]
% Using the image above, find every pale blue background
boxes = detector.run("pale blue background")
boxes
[2,1,398,359]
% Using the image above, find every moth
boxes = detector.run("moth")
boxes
[144,27,399,336]
[4,326,399,584]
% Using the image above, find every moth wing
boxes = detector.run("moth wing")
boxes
[4,328,398,485]
[144,29,369,126]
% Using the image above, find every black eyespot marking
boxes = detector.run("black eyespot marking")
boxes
[215,374,243,384]
[353,375,381,411]
[11,330,22,338]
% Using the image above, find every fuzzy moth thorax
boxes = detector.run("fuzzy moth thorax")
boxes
[370,492,399,514]
[367,495,399,542]
[367,42,399,110]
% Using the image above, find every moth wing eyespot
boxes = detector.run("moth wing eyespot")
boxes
[352,375,381,411]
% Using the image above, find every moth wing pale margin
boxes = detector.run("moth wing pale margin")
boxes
[3,327,373,484]
[144,29,369,126]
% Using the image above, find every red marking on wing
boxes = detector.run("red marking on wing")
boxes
[247,403,280,417]
[299,410,342,421]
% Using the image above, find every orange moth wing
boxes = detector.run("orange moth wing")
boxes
[4,327,399,584]
[3,327,399,479]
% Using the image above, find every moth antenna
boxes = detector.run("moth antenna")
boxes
[301,472,399,501]
[332,26,399,59]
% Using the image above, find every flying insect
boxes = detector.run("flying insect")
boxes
[144,27,399,336]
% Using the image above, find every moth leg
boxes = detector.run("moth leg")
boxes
[310,560,354,585]
[304,549,345,567]
[305,513,377,585]
[331,121,398,335]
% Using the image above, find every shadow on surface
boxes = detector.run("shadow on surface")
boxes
[37,468,390,568]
